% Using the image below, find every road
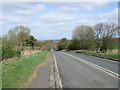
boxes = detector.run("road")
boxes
[53,51,119,88]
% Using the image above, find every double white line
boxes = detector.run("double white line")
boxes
[62,52,120,79]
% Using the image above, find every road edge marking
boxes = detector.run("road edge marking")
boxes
[62,52,120,79]
[52,52,63,88]
[49,53,55,88]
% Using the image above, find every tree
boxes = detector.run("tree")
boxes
[39,40,58,51]
[35,41,42,50]
[67,38,80,50]
[2,35,8,45]
[25,35,37,50]
[57,38,69,50]
[72,25,94,49]
[8,25,30,46]
[93,23,118,52]
[8,29,19,46]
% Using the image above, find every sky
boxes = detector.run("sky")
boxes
[1,1,119,40]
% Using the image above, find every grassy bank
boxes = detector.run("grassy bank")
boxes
[2,51,49,88]
[0,63,2,90]
[76,51,119,61]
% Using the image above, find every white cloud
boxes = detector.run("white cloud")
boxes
[0,13,2,24]
[2,0,119,2]
[27,22,73,40]
[58,6,80,12]
[39,7,118,26]
[5,15,34,24]
[40,10,86,23]
[2,2,111,16]
[47,2,109,11]
[3,2,46,14]
[2,2,118,40]
[15,4,45,14]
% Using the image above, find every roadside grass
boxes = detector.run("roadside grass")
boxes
[0,63,2,90]
[0,46,2,90]
[2,51,49,88]
[76,51,119,60]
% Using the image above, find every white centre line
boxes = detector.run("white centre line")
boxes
[62,52,120,79]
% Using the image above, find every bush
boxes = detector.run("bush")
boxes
[2,45,21,60]
[0,47,2,61]
[57,38,69,50]
[67,41,74,50]
[67,38,80,50]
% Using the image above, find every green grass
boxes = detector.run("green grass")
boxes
[0,46,2,89]
[76,51,119,60]
[0,63,2,90]
[2,51,49,88]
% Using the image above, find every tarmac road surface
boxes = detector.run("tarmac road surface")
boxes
[53,51,119,88]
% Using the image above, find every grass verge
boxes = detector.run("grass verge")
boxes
[2,51,49,88]
[76,51,119,61]
[0,63,2,90]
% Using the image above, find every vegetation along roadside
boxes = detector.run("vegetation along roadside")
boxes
[2,51,49,88]
[75,50,119,61]
[56,23,119,61]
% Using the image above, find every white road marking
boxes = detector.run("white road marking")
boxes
[62,52,120,79]
[52,52,63,88]
[49,63,55,88]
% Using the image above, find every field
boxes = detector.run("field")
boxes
[2,51,49,88]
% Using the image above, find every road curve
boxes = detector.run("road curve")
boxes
[53,51,119,88]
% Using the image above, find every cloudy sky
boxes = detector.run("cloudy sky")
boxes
[1,1,118,40]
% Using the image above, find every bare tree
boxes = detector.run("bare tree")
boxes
[94,22,118,52]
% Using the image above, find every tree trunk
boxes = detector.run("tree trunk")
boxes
[97,46,100,52]
[96,40,102,53]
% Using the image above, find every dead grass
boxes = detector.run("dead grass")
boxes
[106,49,118,54]
[2,50,41,65]
[22,50,41,56]
[74,49,118,54]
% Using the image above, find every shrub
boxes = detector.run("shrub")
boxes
[67,39,80,50]
[57,38,68,50]
[67,41,74,50]
[0,46,2,61]
[2,45,21,60]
